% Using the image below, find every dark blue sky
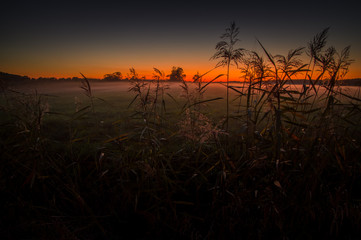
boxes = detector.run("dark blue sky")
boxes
[1,0,360,79]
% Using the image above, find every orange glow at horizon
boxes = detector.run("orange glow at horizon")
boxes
[31,69,361,82]
[4,61,361,82]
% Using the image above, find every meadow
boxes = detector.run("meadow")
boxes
[1,25,361,239]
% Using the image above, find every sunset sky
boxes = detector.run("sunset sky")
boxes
[1,1,360,81]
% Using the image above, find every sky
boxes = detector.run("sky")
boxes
[1,0,360,81]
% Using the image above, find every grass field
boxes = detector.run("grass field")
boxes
[1,78,361,239]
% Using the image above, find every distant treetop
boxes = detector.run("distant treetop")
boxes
[167,67,186,81]
[103,72,123,81]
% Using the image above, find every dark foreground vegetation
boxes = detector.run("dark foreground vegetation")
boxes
[1,25,361,239]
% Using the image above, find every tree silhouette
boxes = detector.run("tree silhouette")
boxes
[211,21,244,130]
[103,72,123,81]
[167,67,186,81]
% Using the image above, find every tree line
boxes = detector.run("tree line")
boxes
[0,66,187,84]
[103,66,186,81]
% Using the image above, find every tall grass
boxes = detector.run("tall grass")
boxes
[1,27,361,239]
[80,73,94,111]
[211,21,244,130]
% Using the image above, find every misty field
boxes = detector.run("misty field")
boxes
[1,78,361,239]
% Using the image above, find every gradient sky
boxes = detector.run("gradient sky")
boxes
[1,1,360,81]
